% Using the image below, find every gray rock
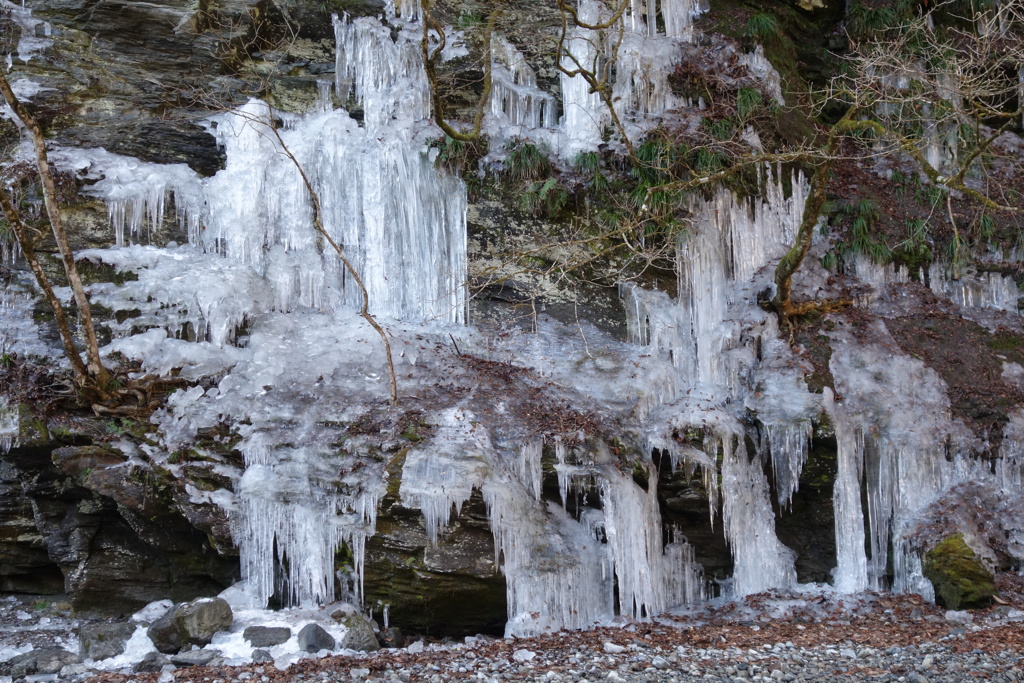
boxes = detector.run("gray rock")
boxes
[170,649,222,667]
[243,626,291,647]
[147,597,233,654]
[377,627,404,649]
[60,662,92,677]
[134,652,171,673]
[78,621,137,661]
[8,647,81,677]
[338,615,380,652]
[297,623,336,653]
[251,649,274,664]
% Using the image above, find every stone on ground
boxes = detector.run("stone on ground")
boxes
[923,534,997,610]
[297,623,336,652]
[8,647,81,676]
[338,614,380,652]
[147,597,233,653]
[243,625,291,647]
[79,621,137,660]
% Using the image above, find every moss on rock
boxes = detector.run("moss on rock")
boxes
[923,534,996,610]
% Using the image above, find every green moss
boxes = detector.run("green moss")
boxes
[385,448,409,500]
[923,534,996,610]
[986,332,1024,353]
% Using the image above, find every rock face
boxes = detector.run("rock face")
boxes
[924,535,997,610]
[0,438,238,613]
[362,486,508,637]
[78,622,137,661]
[147,597,234,654]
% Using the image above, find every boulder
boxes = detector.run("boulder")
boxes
[243,626,291,647]
[337,615,380,652]
[251,649,274,663]
[147,597,233,654]
[923,534,997,610]
[133,652,170,673]
[79,621,137,661]
[377,626,404,649]
[7,647,81,677]
[297,623,335,653]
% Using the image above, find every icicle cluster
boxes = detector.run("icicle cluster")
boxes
[556,0,709,154]
[233,428,381,606]
[398,408,493,544]
[490,35,558,132]
[928,265,1021,313]
[826,334,975,596]
[399,427,706,635]
[626,167,813,597]
[333,13,430,134]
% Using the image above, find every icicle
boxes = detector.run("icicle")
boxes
[333,13,430,135]
[738,46,784,105]
[830,335,971,596]
[0,397,18,454]
[662,0,707,41]
[233,430,381,607]
[558,0,608,154]
[720,430,796,596]
[485,479,614,636]
[928,264,1020,313]
[316,78,333,112]
[824,387,868,592]
[997,410,1024,491]
[0,232,20,265]
[398,408,492,544]
[490,34,558,132]
[512,438,544,502]
[600,462,704,617]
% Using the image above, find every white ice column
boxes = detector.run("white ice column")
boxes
[559,0,608,154]
[825,388,868,592]
[720,429,796,596]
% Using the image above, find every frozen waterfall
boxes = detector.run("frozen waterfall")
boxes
[627,166,812,597]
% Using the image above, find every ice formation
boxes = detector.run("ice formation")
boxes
[555,0,711,154]
[50,9,468,610]
[625,166,813,597]
[0,397,17,454]
[489,35,558,133]
[847,255,1020,314]
[0,0,52,63]
[825,331,977,596]
[929,265,1021,313]
[3,0,1021,638]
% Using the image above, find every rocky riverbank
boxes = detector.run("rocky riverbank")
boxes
[2,578,1022,683]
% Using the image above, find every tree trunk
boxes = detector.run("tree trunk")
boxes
[0,71,110,394]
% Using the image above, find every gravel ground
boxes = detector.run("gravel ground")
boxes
[91,579,1024,683]
[2,580,1023,683]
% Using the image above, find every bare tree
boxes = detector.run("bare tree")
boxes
[0,71,112,400]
